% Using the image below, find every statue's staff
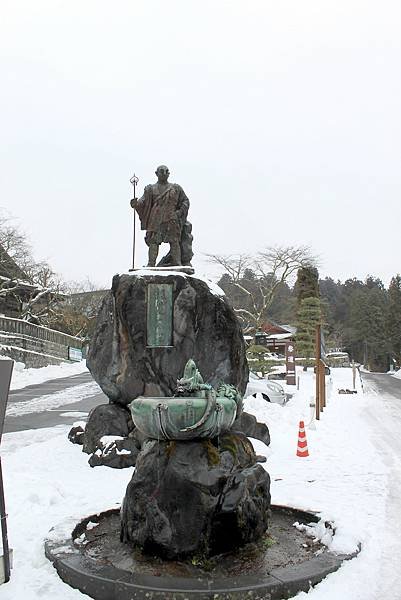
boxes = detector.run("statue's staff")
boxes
[129,173,139,269]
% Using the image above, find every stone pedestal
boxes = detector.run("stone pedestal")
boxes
[120,433,271,559]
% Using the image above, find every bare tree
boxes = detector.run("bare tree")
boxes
[0,212,34,275]
[207,245,318,334]
[57,278,106,340]
[0,210,66,326]
[20,272,65,326]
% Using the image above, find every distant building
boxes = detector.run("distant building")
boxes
[254,320,296,355]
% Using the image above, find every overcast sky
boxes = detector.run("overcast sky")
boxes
[1,0,400,288]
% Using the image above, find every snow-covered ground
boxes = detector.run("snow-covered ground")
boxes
[5,359,88,391]
[0,365,399,599]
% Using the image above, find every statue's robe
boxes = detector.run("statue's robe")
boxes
[135,183,193,266]
[136,183,188,233]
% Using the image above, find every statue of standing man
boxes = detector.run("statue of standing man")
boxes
[131,165,193,268]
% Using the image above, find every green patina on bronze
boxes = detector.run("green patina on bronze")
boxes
[146,283,173,347]
[129,359,243,441]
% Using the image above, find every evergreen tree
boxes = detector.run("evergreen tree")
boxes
[294,266,319,302]
[295,267,322,365]
[386,274,401,368]
[347,284,388,371]
[296,297,322,364]
[319,277,347,349]
[246,344,275,377]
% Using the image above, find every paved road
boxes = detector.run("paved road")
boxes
[360,371,401,596]
[4,372,106,434]
[8,371,93,402]
[361,371,401,398]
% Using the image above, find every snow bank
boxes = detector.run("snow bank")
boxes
[0,365,393,599]
[9,360,88,391]
[246,367,389,599]
[0,426,130,599]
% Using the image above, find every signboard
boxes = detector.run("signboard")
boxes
[147,284,173,347]
[0,359,13,584]
[68,347,83,362]
[285,342,296,386]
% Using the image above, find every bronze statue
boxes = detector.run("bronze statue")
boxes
[131,165,193,267]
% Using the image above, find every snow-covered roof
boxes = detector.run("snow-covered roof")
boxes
[265,332,293,340]
[280,324,297,335]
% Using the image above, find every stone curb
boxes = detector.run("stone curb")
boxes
[45,506,359,600]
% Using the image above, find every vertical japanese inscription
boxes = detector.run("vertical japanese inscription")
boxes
[147,283,173,347]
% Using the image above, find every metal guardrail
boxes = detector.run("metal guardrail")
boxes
[0,316,84,349]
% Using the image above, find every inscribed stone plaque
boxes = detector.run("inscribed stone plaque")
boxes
[147,284,173,347]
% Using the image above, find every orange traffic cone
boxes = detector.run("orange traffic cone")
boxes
[296,420,309,457]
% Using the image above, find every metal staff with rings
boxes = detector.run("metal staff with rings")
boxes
[129,173,139,270]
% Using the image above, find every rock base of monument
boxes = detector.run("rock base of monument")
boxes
[86,272,248,406]
[45,505,359,600]
[120,433,270,559]
[69,404,272,471]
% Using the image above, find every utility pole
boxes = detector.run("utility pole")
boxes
[315,325,321,420]
[0,360,13,584]
[352,359,357,390]
[129,174,139,270]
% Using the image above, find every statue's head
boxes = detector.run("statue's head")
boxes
[155,165,170,184]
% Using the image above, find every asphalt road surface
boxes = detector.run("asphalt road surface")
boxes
[360,371,401,596]
[4,371,106,434]
[361,371,401,399]
[8,371,93,403]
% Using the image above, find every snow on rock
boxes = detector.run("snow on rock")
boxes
[293,520,334,549]
[188,273,225,296]
[117,268,226,297]
[99,435,125,446]
[74,533,87,546]
[9,360,88,391]
[126,268,188,278]
[96,435,126,457]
